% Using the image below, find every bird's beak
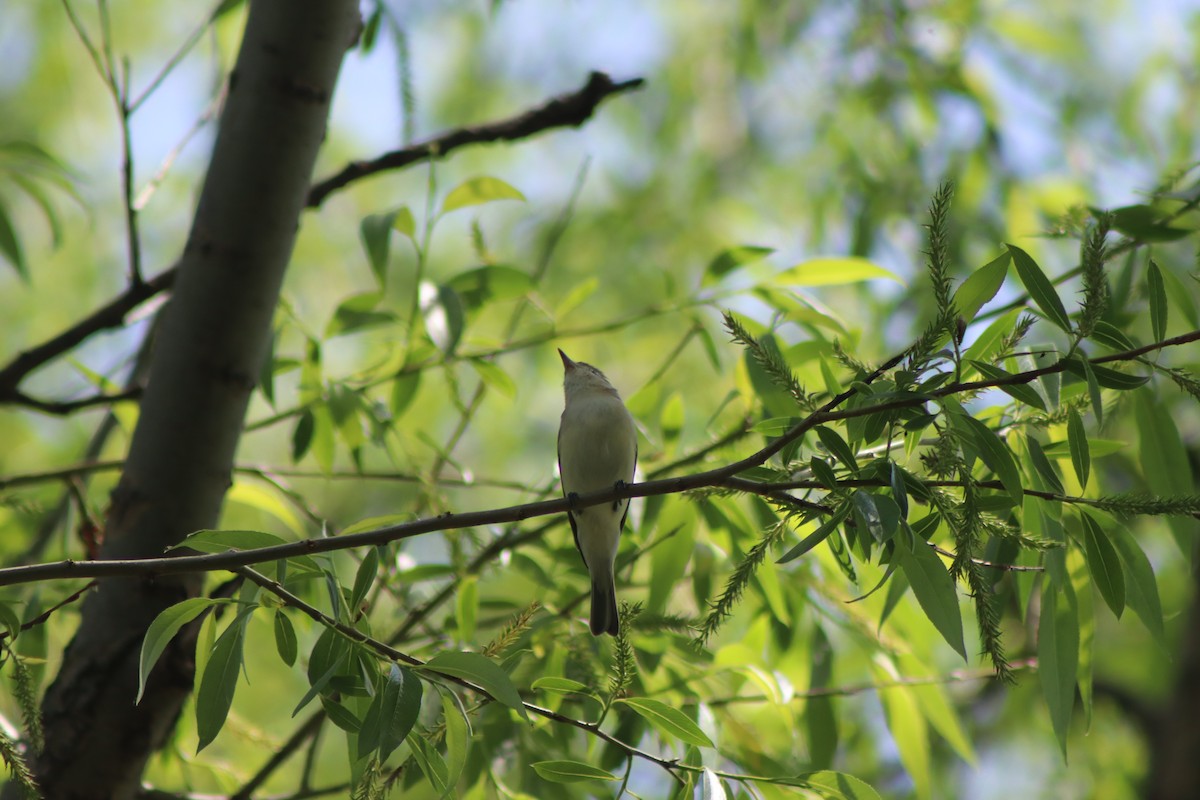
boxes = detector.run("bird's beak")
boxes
[558,349,576,371]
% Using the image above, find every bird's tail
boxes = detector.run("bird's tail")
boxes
[590,564,619,636]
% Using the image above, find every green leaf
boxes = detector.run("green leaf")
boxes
[350,546,380,611]
[703,244,774,286]
[421,282,465,354]
[1107,522,1165,645]
[422,651,528,720]
[968,360,1046,411]
[1062,357,1149,391]
[1109,204,1191,242]
[815,425,858,475]
[196,609,253,751]
[292,410,315,462]
[777,257,905,287]
[0,198,27,280]
[441,176,525,213]
[138,598,226,704]
[751,417,800,436]
[326,291,394,337]
[1134,390,1194,551]
[531,676,592,695]
[360,211,397,284]
[701,767,727,800]
[1026,436,1065,495]
[531,760,618,783]
[469,358,517,399]
[172,529,288,554]
[787,771,883,800]
[876,679,931,798]
[359,665,423,762]
[456,576,478,643]
[1080,513,1124,618]
[439,692,470,798]
[809,456,839,490]
[1067,410,1090,489]
[272,610,298,667]
[896,530,967,660]
[445,265,533,311]
[1147,259,1167,342]
[956,415,1025,506]
[1088,320,1135,352]
[1039,578,1079,757]
[391,372,421,418]
[407,728,450,792]
[1079,356,1104,424]
[778,505,850,564]
[952,252,1010,321]
[392,206,416,240]
[1006,244,1072,332]
[618,697,714,747]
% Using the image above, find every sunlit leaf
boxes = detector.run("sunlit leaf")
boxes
[1067,410,1089,489]
[442,176,525,213]
[1147,259,1167,342]
[139,598,227,704]
[777,257,904,287]
[531,760,617,783]
[1080,513,1124,618]
[617,697,714,747]
[1006,244,1071,332]
[896,530,967,661]
[952,252,1009,321]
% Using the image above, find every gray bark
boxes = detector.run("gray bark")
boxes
[17,2,360,797]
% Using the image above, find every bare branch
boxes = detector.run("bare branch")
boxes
[305,71,645,208]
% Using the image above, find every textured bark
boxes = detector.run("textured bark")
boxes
[1148,561,1200,800]
[17,2,360,798]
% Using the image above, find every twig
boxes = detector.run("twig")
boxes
[1,330,1195,587]
[0,581,97,641]
[305,72,644,208]
[7,386,143,416]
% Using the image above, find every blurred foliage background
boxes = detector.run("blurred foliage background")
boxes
[1,1,1198,798]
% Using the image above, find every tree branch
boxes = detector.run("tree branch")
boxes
[305,72,645,208]
[1,330,1195,588]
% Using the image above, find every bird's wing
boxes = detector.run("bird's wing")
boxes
[618,439,637,531]
[558,424,587,568]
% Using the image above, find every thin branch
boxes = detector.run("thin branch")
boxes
[7,386,143,416]
[2,330,1194,587]
[0,267,175,398]
[229,710,325,800]
[305,72,645,208]
[0,581,97,642]
[128,1,225,113]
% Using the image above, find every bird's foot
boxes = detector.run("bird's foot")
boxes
[566,491,582,513]
[612,479,628,510]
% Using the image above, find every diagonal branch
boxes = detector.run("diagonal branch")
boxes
[0,73,644,413]
[305,72,644,208]
[0,329,1195,588]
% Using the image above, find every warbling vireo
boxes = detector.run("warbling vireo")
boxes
[557,349,638,636]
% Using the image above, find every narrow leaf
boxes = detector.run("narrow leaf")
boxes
[1006,244,1072,332]
[1067,410,1090,489]
[617,697,714,747]
[778,505,850,564]
[1039,579,1079,758]
[531,760,618,783]
[896,531,967,660]
[272,610,298,667]
[968,360,1047,411]
[777,257,905,287]
[952,252,1010,321]
[1026,436,1065,495]
[1147,259,1167,341]
[196,610,252,751]
[423,651,528,720]
[957,415,1025,506]
[1108,522,1165,645]
[1080,513,1124,618]
[139,598,225,704]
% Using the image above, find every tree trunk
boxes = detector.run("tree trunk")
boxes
[18,2,359,797]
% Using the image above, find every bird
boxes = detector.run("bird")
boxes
[557,349,638,636]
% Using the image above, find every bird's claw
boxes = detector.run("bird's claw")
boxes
[612,479,628,510]
[566,491,582,513]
